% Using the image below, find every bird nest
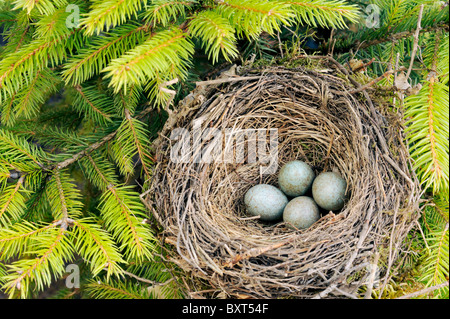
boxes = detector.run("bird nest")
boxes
[146,58,421,299]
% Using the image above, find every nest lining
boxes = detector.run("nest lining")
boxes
[147,62,421,299]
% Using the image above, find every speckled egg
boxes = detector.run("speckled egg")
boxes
[278,160,315,197]
[244,184,289,221]
[312,172,347,211]
[283,196,320,229]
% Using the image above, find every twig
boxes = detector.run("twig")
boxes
[53,100,158,171]
[415,220,430,251]
[338,204,375,286]
[277,31,284,58]
[377,198,401,298]
[159,78,179,116]
[322,131,334,172]
[195,76,262,87]
[396,281,449,299]
[364,252,380,299]
[55,131,117,170]
[327,28,335,56]
[405,5,424,80]
[382,153,414,186]
[394,53,400,85]
[223,237,296,268]
[352,57,375,73]
[349,67,406,94]
[121,269,175,287]
[312,284,337,299]
[75,85,112,120]
[393,52,401,106]
[294,54,365,88]
[0,174,26,220]
[347,22,449,51]
[334,287,359,299]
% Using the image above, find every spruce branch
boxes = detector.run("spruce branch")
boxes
[122,108,153,178]
[99,184,155,262]
[333,2,449,54]
[404,36,449,194]
[62,23,151,85]
[70,218,125,278]
[0,30,77,102]
[51,97,156,172]
[54,131,118,170]
[217,0,294,39]
[0,129,46,170]
[78,151,155,262]
[82,153,120,191]
[144,0,195,26]
[1,68,62,127]
[12,0,68,15]
[72,84,115,126]
[283,0,360,29]
[102,27,194,94]
[0,221,56,261]
[2,226,74,298]
[113,83,143,117]
[33,6,72,40]
[11,25,31,53]
[46,169,83,223]
[85,279,150,299]
[419,222,449,291]
[121,269,174,286]
[0,174,27,227]
[188,10,239,63]
[354,22,449,51]
[80,0,147,36]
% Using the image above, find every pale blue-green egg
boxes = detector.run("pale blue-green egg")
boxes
[312,172,347,211]
[283,196,320,229]
[244,184,289,221]
[278,160,315,197]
